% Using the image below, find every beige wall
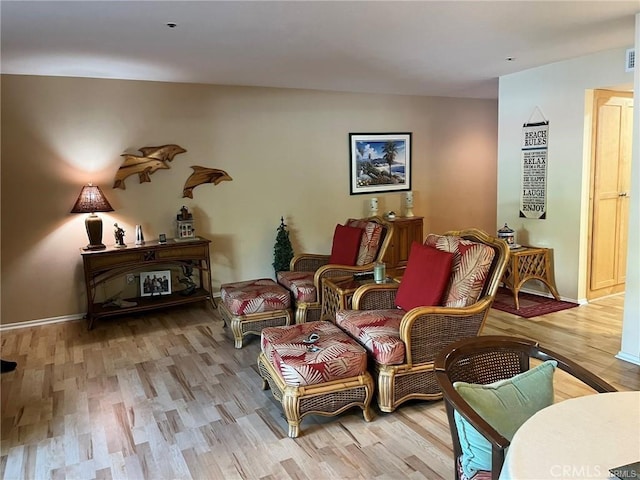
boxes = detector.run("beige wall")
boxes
[1,75,498,325]
[497,47,634,302]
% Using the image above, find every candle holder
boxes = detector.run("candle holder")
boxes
[369,197,379,216]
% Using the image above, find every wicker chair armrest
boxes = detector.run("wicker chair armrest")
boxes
[290,253,330,272]
[351,283,399,310]
[399,297,493,366]
[314,263,376,287]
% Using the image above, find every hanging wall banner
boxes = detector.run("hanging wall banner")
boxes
[520,121,548,219]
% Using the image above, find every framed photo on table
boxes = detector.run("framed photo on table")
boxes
[140,270,172,297]
[349,132,412,195]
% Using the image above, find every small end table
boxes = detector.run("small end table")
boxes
[501,246,561,310]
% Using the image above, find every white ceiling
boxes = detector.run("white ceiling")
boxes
[1,1,638,99]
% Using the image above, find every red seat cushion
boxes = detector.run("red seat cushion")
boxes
[329,224,363,265]
[336,308,406,365]
[277,271,316,302]
[395,242,454,311]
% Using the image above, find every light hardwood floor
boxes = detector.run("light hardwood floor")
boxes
[1,295,637,480]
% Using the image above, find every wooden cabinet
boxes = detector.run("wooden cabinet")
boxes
[81,237,214,329]
[383,216,424,268]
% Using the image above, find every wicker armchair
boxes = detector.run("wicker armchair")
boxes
[335,228,510,412]
[277,216,394,324]
[434,335,617,480]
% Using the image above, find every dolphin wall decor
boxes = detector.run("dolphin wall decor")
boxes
[113,144,186,190]
[182,166,232,198]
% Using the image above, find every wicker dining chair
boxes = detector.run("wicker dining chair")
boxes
[277,216,394,324]
[434,335,618,480]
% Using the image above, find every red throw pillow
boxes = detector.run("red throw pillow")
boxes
[329,224,364,265]
[395,242,454,311]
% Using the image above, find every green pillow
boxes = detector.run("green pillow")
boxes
[453,360,557,478]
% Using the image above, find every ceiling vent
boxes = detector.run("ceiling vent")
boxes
[625,48,635,72]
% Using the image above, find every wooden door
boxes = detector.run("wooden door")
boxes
[587,90,633,299]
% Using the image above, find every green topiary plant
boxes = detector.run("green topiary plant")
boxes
[273,216,294,274]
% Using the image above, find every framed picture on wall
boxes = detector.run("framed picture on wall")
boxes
[140,270,172,297]
[349,132,412,195]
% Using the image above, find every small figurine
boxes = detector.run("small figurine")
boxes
[179,264,197,296]
[114,223,126,247]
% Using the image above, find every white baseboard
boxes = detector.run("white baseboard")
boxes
[0,313,84,331]
[616,351,640,366]
[0,292,223,332]
[517,286,581,305]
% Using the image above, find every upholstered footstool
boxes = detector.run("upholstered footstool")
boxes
[219,278,293,349]
[258,321,374,438]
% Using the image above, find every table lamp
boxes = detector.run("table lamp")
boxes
[71,184,114,250]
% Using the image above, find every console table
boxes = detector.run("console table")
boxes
[81,237,214,329]
[501,246,561,310]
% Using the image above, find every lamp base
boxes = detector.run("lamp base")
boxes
[84,213,106,250]
[83,244,107,251]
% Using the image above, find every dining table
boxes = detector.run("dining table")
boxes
[499,391,640,480]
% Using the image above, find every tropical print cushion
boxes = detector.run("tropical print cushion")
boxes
[277,271,316,302]
[335,308,406,365]
[220,278,290,315]
[261,321,367,386]
[346,219,384,266]
[424,234,495,307]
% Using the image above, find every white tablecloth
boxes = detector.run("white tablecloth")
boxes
[499,391,640,480]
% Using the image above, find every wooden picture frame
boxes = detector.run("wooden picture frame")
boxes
[349,132,412,195]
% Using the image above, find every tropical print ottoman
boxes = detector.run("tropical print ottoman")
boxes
[218,278,292,348]
[258,321,374,437]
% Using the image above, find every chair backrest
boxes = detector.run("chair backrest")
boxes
[438,228,510,306]
[345,216,394,267]
[434,335,618,480]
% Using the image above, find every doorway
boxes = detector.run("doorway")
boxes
[587,89,633,300]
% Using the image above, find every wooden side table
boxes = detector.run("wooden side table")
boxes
[501,246,561,310]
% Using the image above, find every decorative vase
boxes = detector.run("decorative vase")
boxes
[404,191,414,217]
[498,223,516,247]
[135,225,145,245]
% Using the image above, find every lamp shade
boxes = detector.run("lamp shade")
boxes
[70,185,114,214]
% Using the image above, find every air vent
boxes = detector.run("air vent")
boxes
[625,48,635,72]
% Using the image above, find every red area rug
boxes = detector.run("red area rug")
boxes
[492,287,579,318]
